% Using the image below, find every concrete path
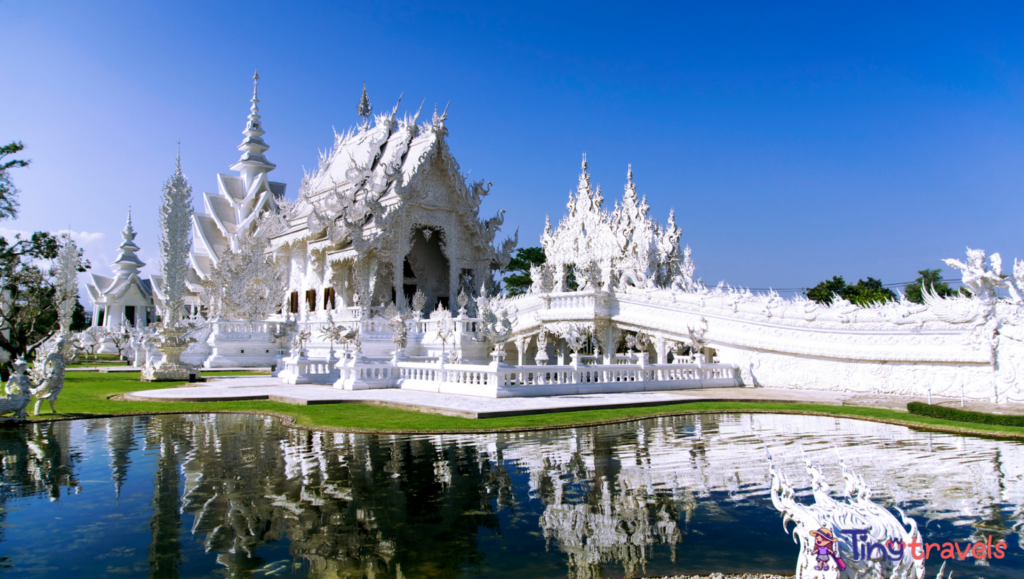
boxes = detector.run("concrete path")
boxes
[124,375,1024,419]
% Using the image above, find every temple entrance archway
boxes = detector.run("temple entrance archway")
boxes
[403,227,450,312]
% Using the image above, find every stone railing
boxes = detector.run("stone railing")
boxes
[279,353,339,385]
[332,355,741,398]
[543,291,598,311]
[211,320,288,335]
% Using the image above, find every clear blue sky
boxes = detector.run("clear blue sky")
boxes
[4,1,1024,294]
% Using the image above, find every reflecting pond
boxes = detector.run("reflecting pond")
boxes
[1,413,1023,578]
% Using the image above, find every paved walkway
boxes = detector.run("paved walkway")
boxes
[125,375,1024,419]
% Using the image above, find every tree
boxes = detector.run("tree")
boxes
[0,142,91,376]
[805,276,847,305]
[904,268,958,304]
[0,141,29,221]
[503,247,546,296]
[107,322,132,360]
[805,275,897,306]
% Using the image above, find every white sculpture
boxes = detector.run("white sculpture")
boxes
[142,153,205,382]
[943,247,1005,303]
[541,158,689,293]
[30,336,69,415]
[431,304,456,361]
[200,213,287,321]
[770,457,926,579]
[158,144,194,326]
[0,358,32,420]
[54,235,81,335]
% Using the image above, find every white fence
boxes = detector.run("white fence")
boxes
[332,357,742,398]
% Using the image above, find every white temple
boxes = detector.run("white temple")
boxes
[85,209,155,331]
[104,73,1024,404]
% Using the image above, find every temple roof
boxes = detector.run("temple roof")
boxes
[291,100,464,219]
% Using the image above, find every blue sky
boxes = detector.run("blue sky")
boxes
[4,1,1024,295]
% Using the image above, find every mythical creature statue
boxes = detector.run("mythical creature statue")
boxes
[769,457,927,579]
[431,305,457,361]
[382,303,410,351]
[290,328,311,356]
[530,264,555,294]
[943,247,1005,303]
[554,322,591,355]
[475,291,514,359]
[0,358,32,421]
[30,336,69,415]
[687,317,709,362]
[411,289,428,317]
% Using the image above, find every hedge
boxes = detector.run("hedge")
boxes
[907,402,1024,428]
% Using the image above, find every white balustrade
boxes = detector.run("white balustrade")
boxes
[327,355,740,397]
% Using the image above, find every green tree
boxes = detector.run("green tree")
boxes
[503,247,546,296]
[805,276,848,305]
[805,275,897,306]
[0,141,28,221]
[904,268,957,304]
[0,141,90,376]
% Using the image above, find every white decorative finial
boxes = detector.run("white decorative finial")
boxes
[253,69,259,99]
[627,163,633,184]
[357,84,372,128]
[122,206,136,242]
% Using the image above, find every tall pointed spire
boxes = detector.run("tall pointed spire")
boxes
[578,153,592,196]
[357,84,372,129]
[112,207,145,278]
[230,69,276,184]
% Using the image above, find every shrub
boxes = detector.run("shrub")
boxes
[907,402,1024,428]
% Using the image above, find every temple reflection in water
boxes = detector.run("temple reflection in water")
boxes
[1,413,1022,578]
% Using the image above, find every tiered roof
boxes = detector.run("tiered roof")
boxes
[86,209,154,304]
[190,70,286,291]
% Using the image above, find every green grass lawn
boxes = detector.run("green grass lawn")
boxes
[10,371,1024,438]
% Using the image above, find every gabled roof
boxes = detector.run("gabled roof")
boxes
[85,272,153,304]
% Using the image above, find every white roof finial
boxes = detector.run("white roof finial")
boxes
[252,69,259,99]
[230,69,276,174]
[357,84,372,128]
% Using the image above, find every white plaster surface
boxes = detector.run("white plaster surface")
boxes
[126,375,720,418]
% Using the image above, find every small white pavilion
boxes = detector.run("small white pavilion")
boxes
[86,209,155,331]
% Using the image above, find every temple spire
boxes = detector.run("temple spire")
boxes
[230,69,276,183]
[357,84,372,129]
[112,207,145,278]
[578,153,592,196]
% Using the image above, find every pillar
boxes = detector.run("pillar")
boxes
[516,335,529,366]
[655,336,668,364]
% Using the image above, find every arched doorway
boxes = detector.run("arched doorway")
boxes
[402,227,450,312]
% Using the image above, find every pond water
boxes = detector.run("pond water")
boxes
[1,413,1022,579]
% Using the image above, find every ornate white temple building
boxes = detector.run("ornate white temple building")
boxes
[85,210,155,330]
[111,74,1024,404]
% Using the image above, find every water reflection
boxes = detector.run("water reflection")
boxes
[0,413,1022,578]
